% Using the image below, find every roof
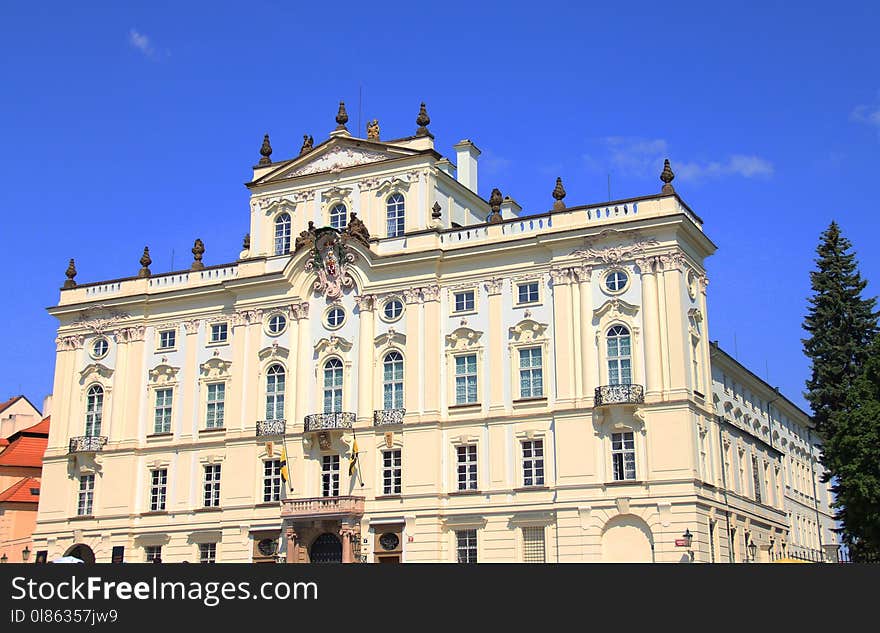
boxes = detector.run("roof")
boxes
[0,418,49,468]
[0,477,40,503]
[0,394,41,417]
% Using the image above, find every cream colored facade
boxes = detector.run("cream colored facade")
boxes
[32,107,833,563]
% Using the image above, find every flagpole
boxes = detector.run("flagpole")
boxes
[350,428,364,487]
[281,427,294,494]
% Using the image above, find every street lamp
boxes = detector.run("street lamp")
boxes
[748,539,757,563]
[21,546,30,562]
[0,554,7,564]
[682,529,694,562]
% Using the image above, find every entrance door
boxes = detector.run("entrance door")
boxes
[309,533,342,564]
[64,544,96,564]
[377,555,400,564]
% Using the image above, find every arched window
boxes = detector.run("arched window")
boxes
[330,203,347,230]
[383,351,404,409]
[606,325,632,385]
[266,364,285,420]
[386,193,405,238]
[323,358,344,413]
[274,213,292,255]
[85,385,103,437]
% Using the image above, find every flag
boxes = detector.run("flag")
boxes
[280,447,289,484]
[349,438,359,476]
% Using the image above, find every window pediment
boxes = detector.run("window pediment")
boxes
[593,298,640,320]
[376,175,413,195]
[79,363,113,384]
[258,343,290,363]
[374,329,406,349]
[314,335,353,356]
[200,357,232,380]
[149,364,180,386]
[508,319,548,343]
[445,327,483,351]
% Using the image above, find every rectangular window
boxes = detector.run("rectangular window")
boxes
[144,545,162,563]
[522,439,544,487]
[456,444,478,491]
[199,543,217,564]
[158,329,176,350]
[382,449,402,495]
[149,468,167,512]
[153,388,173,434]
[611,432,636,481]
[752,455,762,504]
[205,383,225,429]
[455,529,477,563]
[203,464,221,507]
[455,354,478,404]
[263,459,282,503]
[210,323,228,343]
[522,526,546,563]
[517,281,539,305]
[77,474,94,516]
[518,347,543,398]
[453,290,475,313]
[322,455,340,497]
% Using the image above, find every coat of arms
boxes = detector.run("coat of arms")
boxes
[304,227,357,299]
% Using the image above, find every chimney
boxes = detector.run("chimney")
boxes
[453,139,481,193]
[436,157,456,178]
[499,196,522,219]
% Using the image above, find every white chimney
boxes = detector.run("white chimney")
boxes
[453,139,481,193]
[436,157,456,178]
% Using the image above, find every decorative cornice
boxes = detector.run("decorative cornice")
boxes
[73,306,131,335]
[572,237,660,266]
[285,147,390,178]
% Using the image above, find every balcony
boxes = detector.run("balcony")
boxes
[256,419,286,436]
[303,412,355,433]
[373,408,406,426]
[281,496,365,520]
[68,436,107,454]
[594,384,645,406]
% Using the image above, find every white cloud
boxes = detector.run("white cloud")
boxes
[583,137,773,182]
[129,29,156,58]
[851,102,880,136]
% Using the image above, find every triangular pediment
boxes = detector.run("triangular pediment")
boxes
[254,137,423,184]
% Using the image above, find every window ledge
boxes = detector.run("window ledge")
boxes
[199,427,226,434]
[155,347,178,353]
[70,515,94,521]
[514,486,549,492]
[254,502,280,508]
[141,510,168,517]
[194,506,222,513]
[513,397,547,407]
[449,489,482,496]
[514,301,542,308]
[375,494,402,500]
[604,480,644,487]
[146,432,173,439]
[449,403,481,411]
[206,341,229,347]
[451,309,478,317]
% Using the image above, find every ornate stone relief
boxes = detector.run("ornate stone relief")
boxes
[421,285,441,302]
[285,147,391,178]
[199,357,232,380]
[572,237,660,266]
[374,329,406,349]
[402,288,422,304]
[290,302,310,320]
[304,228,358,300]
[321,186,353,201]
[548,267,574,285]
[659,250,686,271]
[508,319,549,343]
[314,336,353,356]
[258,343,289,363]
[593,298,640,320]
[73,305,131,335]
[445,327,484,351]
[484,278,505,295]
[183,319,200,335]
[79,363,113,384]
[148,364,180,386]
[375,175,413,195]
[355,294,377,312]
[56,335,85,351]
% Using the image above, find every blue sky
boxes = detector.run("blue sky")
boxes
[1,1,877,413]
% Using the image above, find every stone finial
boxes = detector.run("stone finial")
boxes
[488,188,503,223]
[660,158,675,193]
[63,258,77,289]
[259,134,272,165]
[138,247,152,278]
[191,239,205,271]
[300,134,314,154]
[366,119,380,140]
[242,233,251,250]
[415,102,431,136]
[335,101,349,130]
[552,177,567,210]
[431,201,442,219]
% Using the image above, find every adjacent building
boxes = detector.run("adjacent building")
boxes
[31,104,834,563]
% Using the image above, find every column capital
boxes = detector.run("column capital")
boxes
[291,302,310,320]
[421,284,441,302]
[659,250,686,272]
[572,265,592,283]
[549,266,573,285]
[183,319,200,335]
[402,288,422,304]
[354,294,377,312]
[634,256,658,273]
[484,278,504,295]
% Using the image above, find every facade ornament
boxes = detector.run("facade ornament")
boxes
[508,319,549,342]
[698,274,709,291]
[286,146,389,178]
[183,319,200,335]
[304,228,357,300]
[445,327,484,350]
[415,102,431,137]
[552,177,567,210]
[300,134,314,155]
[335,101,349,131]
[138,247,152,278]
[259,134,273,166]
[191,239,205,271]
[659,250,686,271]
[124,325,146,342]
[355,294,376,312]
[421,284,441,302]
[593,297,640,320]
[431,201,442,220]
[64,258,77,289]
[634,256,657,274]
[290,302,310,320]
[344,212,371,247]
[242,233,250,251]
[572,265,592,283]
[487,188,503,224]
[484,278,504,295]
[74,306,131,334]
[548,267,573,285]
[573,237,660,265]
[402,288,422,304]
[366,119,380,140]
[295,221,317,253]
[660,158,675,194]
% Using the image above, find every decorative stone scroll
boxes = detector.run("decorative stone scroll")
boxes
[285,147,390,178]
[573,237,660,266]
[304,228,358,300]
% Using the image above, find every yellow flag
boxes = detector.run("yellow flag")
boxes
[280,447,289,483]
[349,439,359,476]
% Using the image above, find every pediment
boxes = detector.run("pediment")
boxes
[257,138,420,183]
[374,329,406,349]
[593,298,640,320]
[508,319,549,342]
[79,363,113,384]
[445,327,484,350]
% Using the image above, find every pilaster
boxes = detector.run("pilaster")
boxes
[550,267,575,404]
[403,288,422,415]
[636,256,663,402]
[660,251,688,396]
[485,278,505,413]
[356,294,376,422]
[422,285,441,416]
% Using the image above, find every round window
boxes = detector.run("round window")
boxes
[90,338,109,360]
[258,538,277,557]
[267,313,287,335]
[605,270,628,293]
[326,306,345,329]
[383,299,404,321]
[379,533,400,551]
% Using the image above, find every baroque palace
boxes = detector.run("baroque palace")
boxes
[32,103,835,563]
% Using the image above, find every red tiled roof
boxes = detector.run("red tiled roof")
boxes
[0,477,40,503]
[21,416,50,436]
[0,438,8,447]
[0,434,47,467]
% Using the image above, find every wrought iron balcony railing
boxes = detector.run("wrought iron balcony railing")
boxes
[303,412,355,433]
[68,435,108,454]
[373,408,406,426]
[281,496,365,519]
[256,419,286,436]
[594,384,645,406]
